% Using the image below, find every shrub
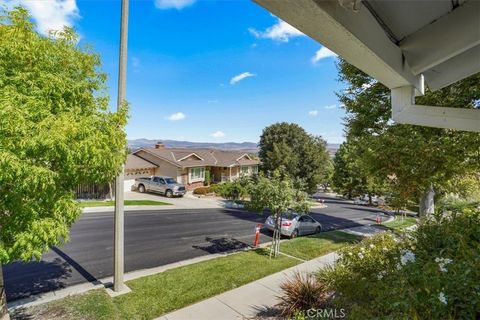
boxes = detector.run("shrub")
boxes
[212,178,249,201]
[318,208,480,319]
[277,271,332,317]
[193,186,212,195]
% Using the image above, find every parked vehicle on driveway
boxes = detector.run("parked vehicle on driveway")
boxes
[134,176,186,197]
[264,213,322,238]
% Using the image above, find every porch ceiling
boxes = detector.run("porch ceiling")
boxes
[253,0,480,91]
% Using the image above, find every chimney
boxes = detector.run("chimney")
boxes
[155,142,165,149]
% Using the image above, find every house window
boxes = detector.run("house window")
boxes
[240,166,250,175]
[252,166,258,174]
[190,167,205,181]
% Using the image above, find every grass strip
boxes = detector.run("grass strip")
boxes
[78,200,172,208]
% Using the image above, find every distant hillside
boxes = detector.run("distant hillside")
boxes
[128,139,341,156]
[326,143,340,157]
[128,139,259,153]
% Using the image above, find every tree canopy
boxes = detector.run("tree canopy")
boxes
[247,171,310,257]
[0,8,128,264]
[335,58,480,212]
[258,122,331,193]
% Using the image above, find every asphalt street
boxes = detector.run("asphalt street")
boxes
[4,193,386,301]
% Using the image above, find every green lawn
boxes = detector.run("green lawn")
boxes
[16,249,298,320]
[381,216,417,232]
[280,231,363,260]
[78,200,172,208]
[15,232,359,320]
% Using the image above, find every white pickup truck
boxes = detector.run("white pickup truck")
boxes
[133,176,186,198]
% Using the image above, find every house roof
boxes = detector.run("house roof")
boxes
[125,154,157,170]
[134,147,260,169]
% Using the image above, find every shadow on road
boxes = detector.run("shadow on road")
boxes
[307,212,364,231]
[193,237,250,254]
[4,247,101,302]
[3,258,70,301]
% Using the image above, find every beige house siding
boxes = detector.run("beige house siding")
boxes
[154,162,180,180]
[135,150,181,180]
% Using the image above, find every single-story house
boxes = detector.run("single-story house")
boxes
[124,143,260,191]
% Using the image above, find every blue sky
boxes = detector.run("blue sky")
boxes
[3,0,347,143]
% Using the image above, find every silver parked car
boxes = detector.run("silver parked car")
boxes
[134,176,186,197]
[264,213,322,238]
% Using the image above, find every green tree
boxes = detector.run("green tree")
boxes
[337,58,480,215]
[0,8,128,317]
[259,123,331,193]
[247,171,310,258]
[332,141,364,199]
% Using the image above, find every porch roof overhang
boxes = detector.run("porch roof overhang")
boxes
[253,0,480,132]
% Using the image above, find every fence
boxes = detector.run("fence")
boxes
[75,182,114,200]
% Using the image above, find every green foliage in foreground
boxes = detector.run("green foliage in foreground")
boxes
[78,200,171,208]
[0,8,128,264]
[318,208,480,319]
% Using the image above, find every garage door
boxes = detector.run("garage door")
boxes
[124,169,154,192]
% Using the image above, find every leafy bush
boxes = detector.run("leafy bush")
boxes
[193,186,212,195]
[277,271,332,317]
[318,209,480,319]
[212,178,249,201]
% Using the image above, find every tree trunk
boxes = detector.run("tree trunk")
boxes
[0,265,9,320]
[108,182,114,200]
[269,213,281,258]
[368,194,373,206]
[419,184,435,216]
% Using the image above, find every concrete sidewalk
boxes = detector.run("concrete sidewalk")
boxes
[157,252,338,320]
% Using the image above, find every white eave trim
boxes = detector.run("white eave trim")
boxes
[391,86,480,132]
[177,153,205,162]
[235,153,252,161]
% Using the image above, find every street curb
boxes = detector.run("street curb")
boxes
[8,236,278,312]
[7,250,246,311]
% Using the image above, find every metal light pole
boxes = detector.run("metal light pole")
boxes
[113,0,129,293]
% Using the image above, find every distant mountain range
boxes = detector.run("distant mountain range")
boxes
[128,139,340,156]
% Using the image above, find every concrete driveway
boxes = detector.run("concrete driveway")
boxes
[124,190,224,209]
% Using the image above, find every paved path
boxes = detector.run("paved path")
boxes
[158,252,338,320]
[4,193,388,302]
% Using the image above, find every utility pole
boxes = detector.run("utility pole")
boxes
[113,0,129,293]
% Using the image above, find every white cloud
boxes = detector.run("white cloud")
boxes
[166,112,186,121]
[324,105,337,109]
[230,72,256,85]
[211,131,225,138]
[207,100,219,104]
[249,19,304,42]
[132,57,141,68]
[308,110,319,117]
[311,47,338,64]
[1,0,80,36]
[155,0,196,10]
